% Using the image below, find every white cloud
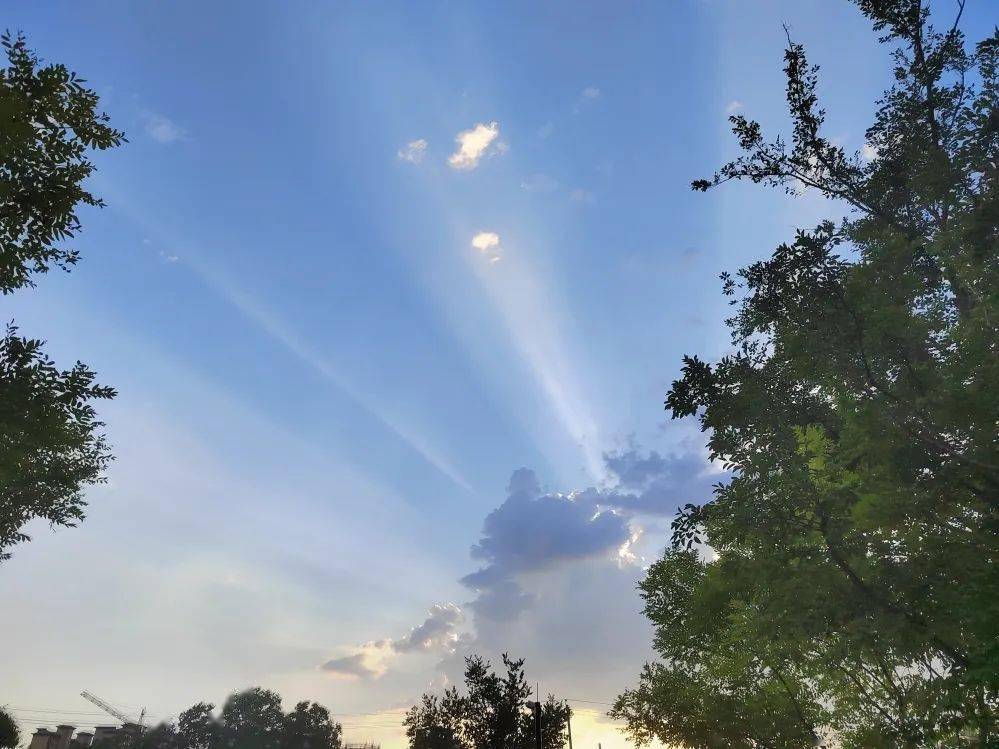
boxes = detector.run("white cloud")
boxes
[393,603,464,653]
[862,142,879,161]
[158,250,179,263]
[569,188,595,204]
[448,121,503,170]
[725,100,743,114]
[574,86,601,113]
[397,139,428,164]
[142,111,185,144]
[537,121,555,140]
[321,639,395,680]
[520,173,559,193]
[321,603,465,679]
[471,231,502,264]
[471,232,500,252]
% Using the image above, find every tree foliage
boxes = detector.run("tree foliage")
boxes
[90,689,343,749]
[0,324,115,560]
[0,32,122,562]
[0,31,124,293]
[614,1,998,747]
[0,708,19,749]
[405,654,571,749]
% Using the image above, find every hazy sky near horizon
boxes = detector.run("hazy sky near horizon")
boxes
[2,1,993,747]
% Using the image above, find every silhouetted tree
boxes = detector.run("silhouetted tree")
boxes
[0,32,123,562]
[405,654,570,749]
[177,703,220,749]
[0,708,19,749]
[282,702,343,749]
[220,688,286,749]
[91,690,343,749]
[613,1,998,747]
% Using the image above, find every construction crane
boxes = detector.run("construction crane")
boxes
[80,690,146,731]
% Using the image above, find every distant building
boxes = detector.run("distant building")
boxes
[28,723,139,749]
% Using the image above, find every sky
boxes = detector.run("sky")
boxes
[2,1,993,748]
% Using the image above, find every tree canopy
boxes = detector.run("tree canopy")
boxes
[0,31,124,293]
[0,324,115,560]
[405,654,571,749]
[89,688,343,749]
[0,32,122,561]
[0,708,19,749]
[613,0,998,747]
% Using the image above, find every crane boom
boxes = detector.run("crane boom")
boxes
[80,691,131,724]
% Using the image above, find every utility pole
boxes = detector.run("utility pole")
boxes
[527,701,542,749]
[566,713,573,749]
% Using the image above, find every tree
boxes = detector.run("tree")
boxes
[0,32,123,562]
[91,690,343,749]
[0,708,19,749]
[282,701,343,749]
[614,1,998,747]
[177,703,221,749]
[219,688,286,749]
[0,32,125,292]
[0,324,115,560]
[405,654,571,749]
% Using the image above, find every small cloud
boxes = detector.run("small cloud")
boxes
[574,86,601,114]
[520,173,559,193]
[471,231,502,263]
[142,111,185,144]
[393,603,464,653]
[537,121,555,140]
[320,604,465,679]
[448,121,503,170]
[321,653,379,679]
[321,640,394,680]
[158,250,179,263]
[725,100,743,114]
[397,138,428,164]
[569,188,595,204]
[471,232,500,252]
[862,142,879,162]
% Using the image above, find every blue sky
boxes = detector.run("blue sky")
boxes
[3,1,994,747]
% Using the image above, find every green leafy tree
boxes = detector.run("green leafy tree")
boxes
[0,708,19,749]
[0,31,124,292]
[0,32,122,562]
[614,1,998,747]
[0,324,115,560]
[405,654,570,749]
